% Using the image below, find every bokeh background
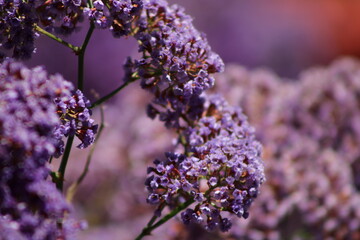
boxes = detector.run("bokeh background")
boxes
[22,1,360,239]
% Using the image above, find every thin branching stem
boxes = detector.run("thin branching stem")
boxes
[78,22,95,91]
[56,135,74,191]
[57,22,95,191]
[66,105,105,202]
[90,79,137,109]
[134,199,194,240]
[87,0,94,8]
[34,25,80,53]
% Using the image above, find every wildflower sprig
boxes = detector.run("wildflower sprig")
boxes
[143,95,265,236]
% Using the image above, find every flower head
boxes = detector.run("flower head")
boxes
[146,94,265,232]
[125,0,224,128]
[54,89,98,156]
[0,1,38,59]
[36,0,85,35]
[84,0,143,36]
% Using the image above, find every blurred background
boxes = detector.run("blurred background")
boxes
[27,0,360,100]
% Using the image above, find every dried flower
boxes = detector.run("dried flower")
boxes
[125,0,224,128]
[146,94,265,232]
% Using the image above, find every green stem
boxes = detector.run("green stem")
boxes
[77,22,95,91]
[145,203,166,229]
[146,215,159,230]
[90,79,135,109]
[56,21,95,192]
[56,135,74,191]
[66,106,105,202]
[87,0,94,8]
[34,25,79,53]
[102,0,112,10]
[134,199,194,240]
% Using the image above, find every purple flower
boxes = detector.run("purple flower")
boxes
[83,0,142,36]
[0,1,38,59]
[36,0,85,36]
[124,0,224,128]
[54,89,98,155]
[145,94,265,232]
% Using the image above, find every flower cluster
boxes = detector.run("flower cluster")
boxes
[84,0,142,37]
[0,0,86,59]
[124,0,224,128]
[0,0,38,59]
[0,0,84,59]
[0,59,86,239]
[54,89,98,156]
[146,95,265,232]
[35,0,84,35]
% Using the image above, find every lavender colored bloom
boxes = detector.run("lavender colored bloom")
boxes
[83,0,142,36]
[146,94,265,232]
[54,89,98,155]
[0,0,139,59]
[124,0,224,128]
[0,0,85,59]
[35,0,85,35]
[0,59,85,239]
[0,1,38,59]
